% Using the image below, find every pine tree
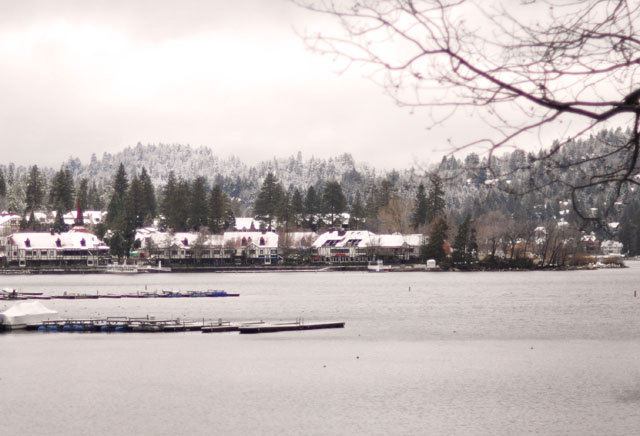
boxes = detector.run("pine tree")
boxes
[304,186,319,230]
[160,171,177,229]
[87,181,102,210]
[189,176,208,231]
[426,175,446,223]
[53,206,67,233]
[25,165,45,213]
[208,185,226,233]
[364,184,380,231]
[290,188,304,228]
[0,169,6,198]
[452,214,476,264]
[126,176,144,228]
[76,178,89,212]
[377,178,394,209]
[139,167,156,225]
[422,217,449,264]
[106,163,128,228]
[410,183,428,229]
[26,210,40,231]
[253,172,282,230]
[166,179,190,231]
[49,167,75,212]
[322,181,347,226]
[276,191,293,230]
[349,191,365,230]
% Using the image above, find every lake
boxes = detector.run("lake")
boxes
[1,264,640,436]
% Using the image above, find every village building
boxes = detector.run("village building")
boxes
[312,229,424,264]
[233,217,261,231]
[5,228,110,267]
[135,228,281,265]
[0,214,22,264]
[600,240,623,256]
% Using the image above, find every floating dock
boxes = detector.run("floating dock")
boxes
[1,290,239,301]
[2,318,345,334]
[239,321,345,334]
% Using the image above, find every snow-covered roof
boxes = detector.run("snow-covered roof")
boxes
[601,240,623,248]
[223,231,278,248]
[312,230,425,249]
[234,217,261,231]
[9,229,109,250]
[0,214,20,226]
[376,234,406,247]
[312,230,377,249]
[62,210,106,225]
[135,228,278,249]
[401,234,425,247]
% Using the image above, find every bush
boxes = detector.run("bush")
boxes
[567,253,596,267]
[600,255,625,266]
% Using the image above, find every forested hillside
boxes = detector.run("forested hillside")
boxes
[1,127,638,255]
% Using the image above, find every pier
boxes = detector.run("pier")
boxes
[2,317,345,334]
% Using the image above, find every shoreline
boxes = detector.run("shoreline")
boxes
[0,263,626,275]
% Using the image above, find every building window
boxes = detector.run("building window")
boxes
[260,237,265,246]
[80,238,86,247]
[25,238,31,247]
[55,238,61,247]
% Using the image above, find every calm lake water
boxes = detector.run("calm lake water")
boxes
[2,264,640,436]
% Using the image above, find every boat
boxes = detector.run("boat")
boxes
[140,261,172,273]
[238,320,345,334]
[0,301,60,330]
[367,259,391,272]
[0,288,45,300]
[204,290,240,297]
[105,263,143,274]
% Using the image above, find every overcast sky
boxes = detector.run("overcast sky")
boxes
[0,0,461,170]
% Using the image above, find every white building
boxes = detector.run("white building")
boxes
[312,230,425,263]
[135,228,280,265]
[6,228,110,267]
[601,240,623,256]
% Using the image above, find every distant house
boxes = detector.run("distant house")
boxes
[234,217,261,231]
[601,240,623,256]
[0,214,21,237]
[62,210,107,227]
[135,228,280,265]
[312,229,424,263]
[6,228,110,267]
[0,214,23,263]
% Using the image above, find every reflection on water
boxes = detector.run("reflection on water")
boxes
[2,264,640,435]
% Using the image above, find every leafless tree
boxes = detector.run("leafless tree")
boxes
[294,0,640,222]
[377,196,414,232]
[475,210,507,259]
